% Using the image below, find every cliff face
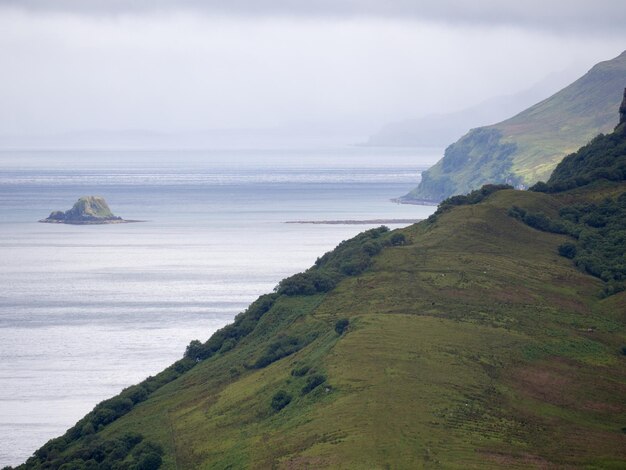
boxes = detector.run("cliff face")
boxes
[40,196,125,224]
[403,50,626,203]
[619,88,626,124]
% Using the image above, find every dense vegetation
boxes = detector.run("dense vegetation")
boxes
[10,357,195,470]
[7,433,163,470]
[516,119,626,294]
[510,194,626,295]
[275,225,409,297]
[531,124,626,193]
[428,183,512,222]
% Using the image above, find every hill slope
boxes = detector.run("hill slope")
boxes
[14,115,626,469]
[403,50,626,203]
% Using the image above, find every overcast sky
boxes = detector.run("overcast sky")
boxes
[0,1,625,138]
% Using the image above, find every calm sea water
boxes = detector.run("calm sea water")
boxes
[0,147,438,466]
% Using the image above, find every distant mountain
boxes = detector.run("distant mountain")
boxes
[15,93,626,470]
[402,50,626,202]
[366,70,577,148]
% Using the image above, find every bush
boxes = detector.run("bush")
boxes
[362,241,381,256]
[438,184,513,213]
[558,243,577,259]
[135,453,162,470]
[335,318,349,335]
[390,233,406,246]
[508,207,569,235]
[253,336,310,369]
[291,365,310,377]
[271,390,292,411]
[277,271,338,296]
[523,212,563,233]
[301,374,326,395]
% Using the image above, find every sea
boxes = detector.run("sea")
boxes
[0,147,438,467]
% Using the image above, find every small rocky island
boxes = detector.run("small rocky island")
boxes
[39,196,139,225]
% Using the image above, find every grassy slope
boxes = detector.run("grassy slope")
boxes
[502,52,626,182]
[406,51,626,202]
[73,184,626,469]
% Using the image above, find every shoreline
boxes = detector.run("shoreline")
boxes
[38,219,145,225]
[286,219,421,225]
[390,197,439,206]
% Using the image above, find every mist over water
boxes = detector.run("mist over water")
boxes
[0,147,437,467]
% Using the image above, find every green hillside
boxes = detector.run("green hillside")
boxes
[404,51,626,203]
[13,113,626,469]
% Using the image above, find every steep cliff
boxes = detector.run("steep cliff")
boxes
[403,50,626,202]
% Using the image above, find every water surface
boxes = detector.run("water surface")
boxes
[0,147,438,466]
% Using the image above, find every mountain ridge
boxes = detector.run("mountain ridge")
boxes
[403,50,626,203]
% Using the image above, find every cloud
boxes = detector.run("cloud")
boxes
[0,6,623,139]
[2,0,626,34]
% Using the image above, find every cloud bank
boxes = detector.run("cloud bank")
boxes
[0,2,624,142]
[2,0,626,33]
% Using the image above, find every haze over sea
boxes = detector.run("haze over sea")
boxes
[0,147,437,467]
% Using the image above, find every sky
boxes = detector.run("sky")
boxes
[0,1,625,143]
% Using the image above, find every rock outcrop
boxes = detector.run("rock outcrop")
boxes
[39,196,134,224]
[619,88,626,125]
[401,50,626,203]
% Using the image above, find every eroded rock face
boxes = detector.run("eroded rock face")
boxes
[40,196,128,224]
[619,88,626,124]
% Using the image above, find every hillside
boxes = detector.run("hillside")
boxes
[13,115,626,468]
[403,50,626,203]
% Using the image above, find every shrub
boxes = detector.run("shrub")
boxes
[390,233,406,246]
[135,453,162,470]
[301,374,326,395]
[507,205,526,219]
[335,318,349,335]
[253,336,309,369]
[291,366,310,377]
[362,241,381,256]
[439,184,512,212]
[271,390,292,411]
[558,243,577,259]
[277,271,338,296]
[125,385,148,405]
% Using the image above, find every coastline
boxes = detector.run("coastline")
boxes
[390,197,439,206]
[38,219,145,225]
[286,219,421,225]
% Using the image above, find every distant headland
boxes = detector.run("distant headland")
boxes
[39,196,142,225]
